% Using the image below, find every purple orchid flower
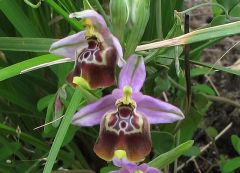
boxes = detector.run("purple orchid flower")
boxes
[72,55,184,162]
[49,10,125,89]
[111,156,161,173]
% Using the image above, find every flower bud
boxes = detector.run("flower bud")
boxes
[124,0,150,57]
[110,0,128,43]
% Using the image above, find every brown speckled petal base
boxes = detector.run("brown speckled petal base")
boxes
[67,37,117,89]
[93,106,151,162]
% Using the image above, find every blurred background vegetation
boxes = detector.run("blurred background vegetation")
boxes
[0,0,240,172]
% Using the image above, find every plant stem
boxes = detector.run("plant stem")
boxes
[184,14,191,114]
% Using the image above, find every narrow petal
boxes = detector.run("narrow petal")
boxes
[49,31,88,59]
[145,167,162,173]
[113,157,135,168]
[137,95,184,124]
[110,170,128,173]
[119,55,146,92]
[111,34,125,67]
[69,10,108,36]
[72,94,117,126]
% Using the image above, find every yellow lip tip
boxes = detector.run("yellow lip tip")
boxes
[114,150,127,159]
[73,76,91,89]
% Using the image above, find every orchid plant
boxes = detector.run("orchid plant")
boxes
[49,8,184,169]
[2,0,240,172]
[50,10,125,89]
[72,55,184,162]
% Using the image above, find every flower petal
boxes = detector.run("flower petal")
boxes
[49,31,88,59]
[145,167,162,173]
[94,106,151,162]
[71,40,117,89]
[137,95,184,124]
[113,157,135,168]
[118,55,146,92]
[69,10,108,36]
[72,94,117,126]
[111,34,125,67]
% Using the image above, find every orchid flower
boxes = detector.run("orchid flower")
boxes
[111,150,161,173]
[49,10,125,89]
[72,55,184,162]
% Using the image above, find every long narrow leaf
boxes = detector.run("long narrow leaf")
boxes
[0,54,68,81]
[43,86,83,173]
[44,0,83,31]
[2,18,240,52]
[0,37,56,52]
[136,21,240,51]
[0,0,41,37]
[149,140,194,169]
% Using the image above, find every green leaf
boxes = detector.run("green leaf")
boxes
[43,87,84,173]
[37,94,55,111]
[216,0,239,11]
[231,135,240,155]
[0,54,63,81]
[154,75,171,93]
[136,21,240,51]
[100,166,118,173]
[221,156,240,173]
[0,124,78,168]
[0,0,41,37]
[0,37,56,52]
[184,146,200,157]
[0,123,47,151]
[193,93,209,112]
[205,126,218,138]
[211,15,230,26]
[180,108,203,143]
[192,84,216,95]
[151,131,174,155]
[149,140,194,169]
[44,0,83,31]
[110,0,128,43]
[229,4,240,17]
[125,0,150,57]
[0,142,21,161]
[165,56,240,76]
[190,67,214,77]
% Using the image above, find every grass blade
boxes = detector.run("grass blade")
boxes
[0,37,56,52]
[43,86,83,173]
[0,54,64,81]
[0,0,41,37]
[44,0,83,31]
[136,21,240,51]
[149,140,194,169]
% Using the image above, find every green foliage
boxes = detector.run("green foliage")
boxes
[219,135,240,173]
[149,140,194,168]
[231,135,240,155]
[0,1,240,172]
